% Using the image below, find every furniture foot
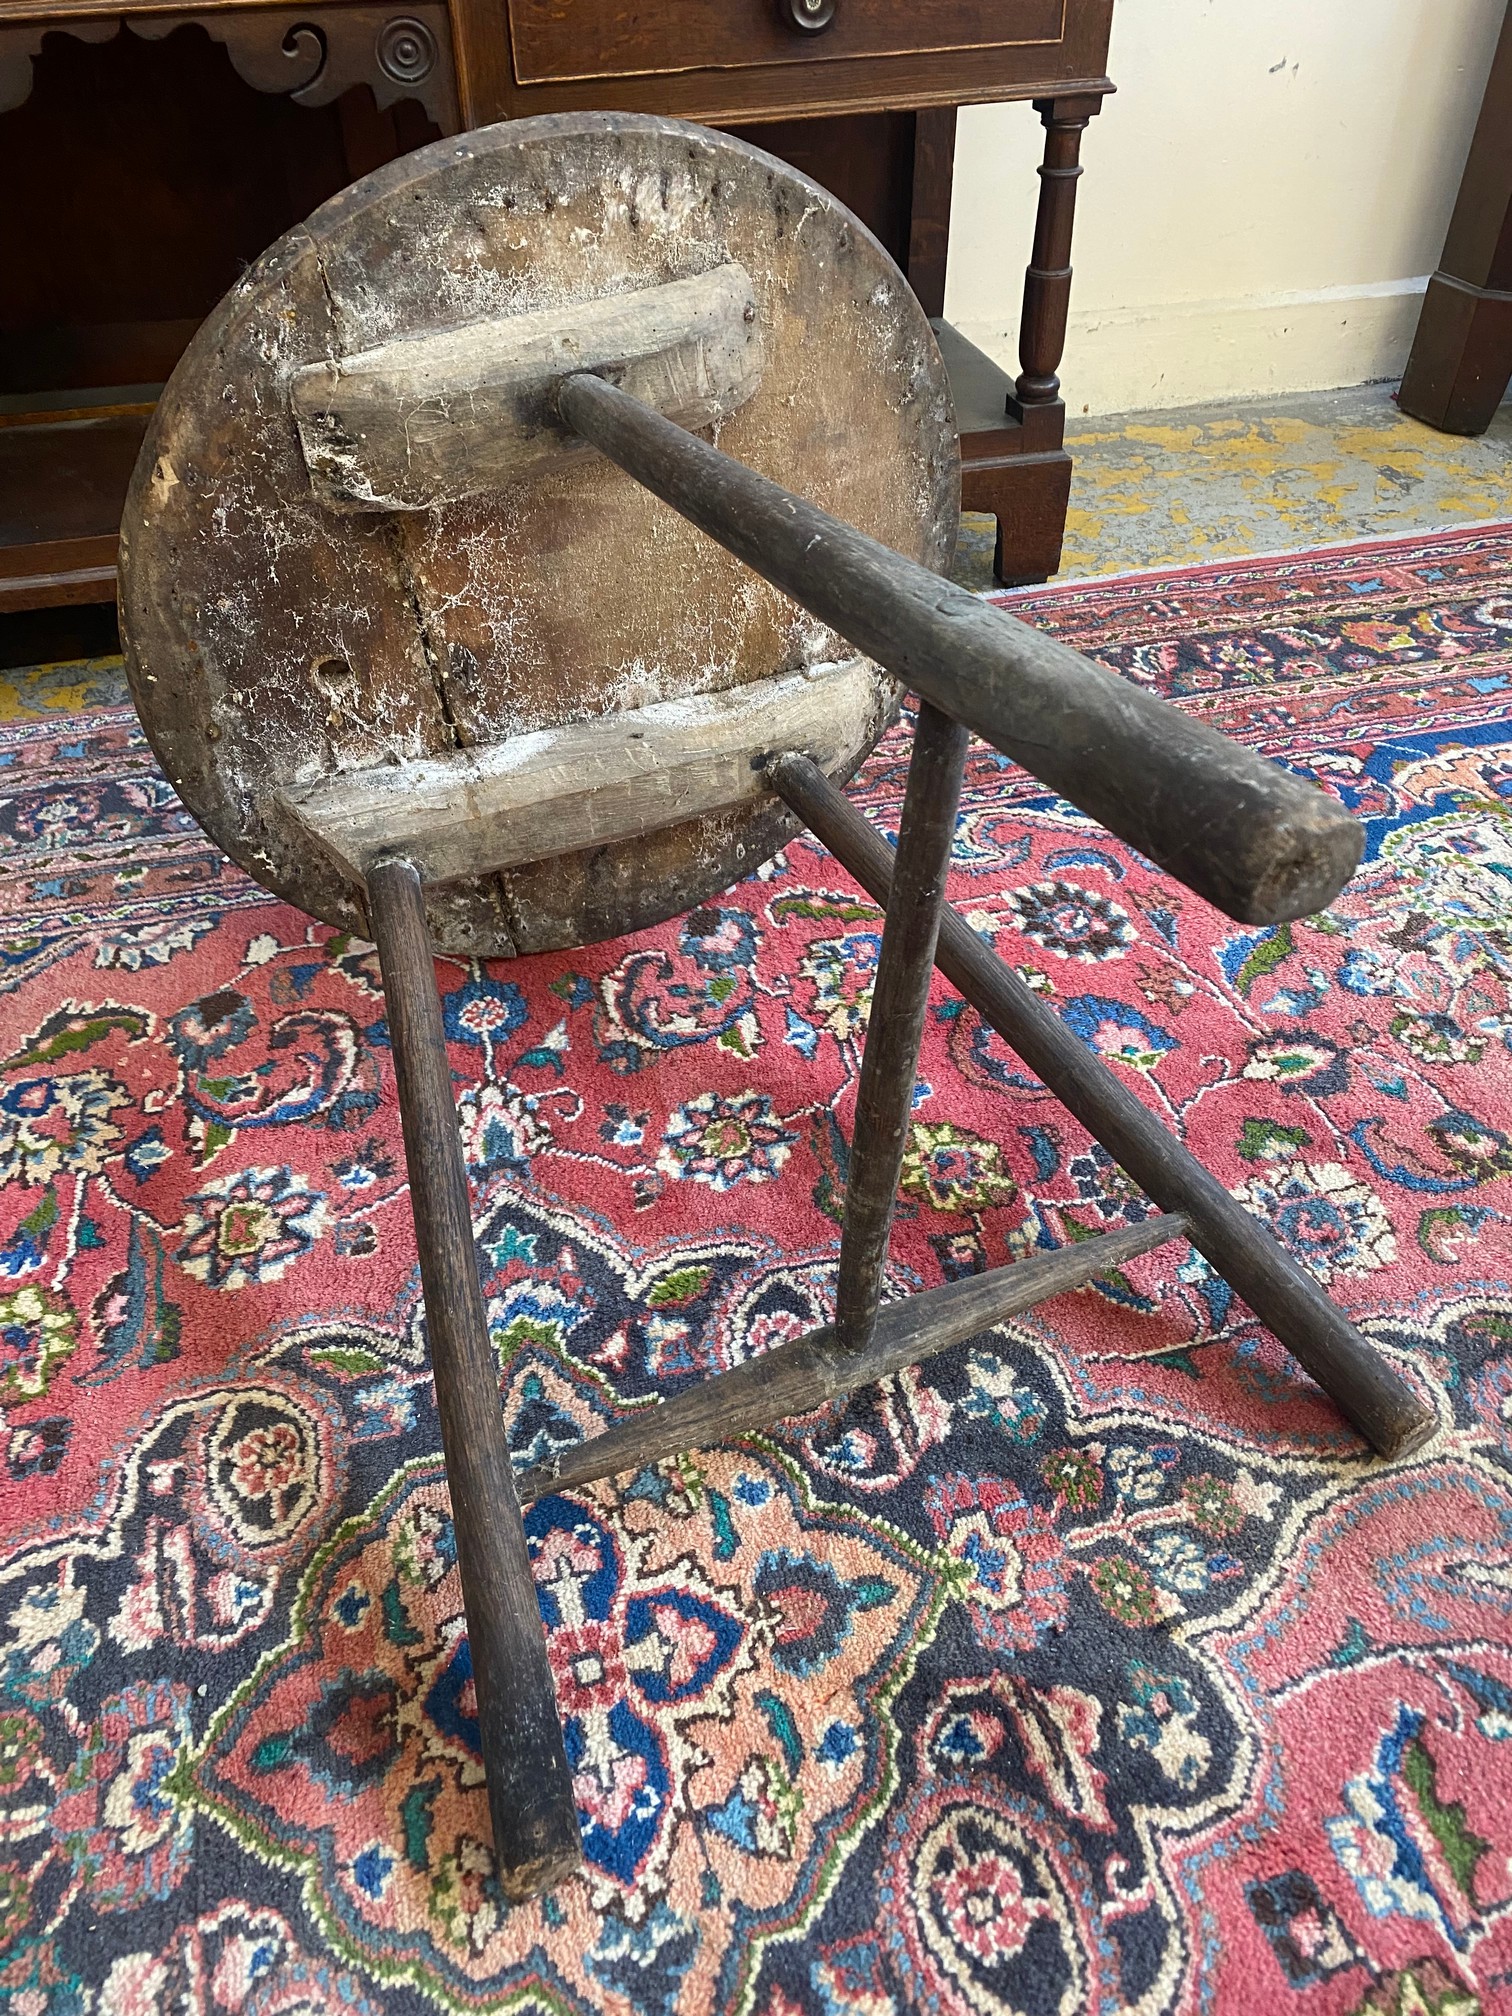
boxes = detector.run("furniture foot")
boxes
[1399,273,1512,436]
[961,447,1074,585]
[1398,2,1512,437]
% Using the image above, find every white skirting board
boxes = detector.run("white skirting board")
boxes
[951,278,1431,419]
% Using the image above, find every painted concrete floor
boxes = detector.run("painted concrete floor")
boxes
[953,379,1512,592]
[2,381,1508,718]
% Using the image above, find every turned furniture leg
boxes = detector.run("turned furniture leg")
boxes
[905,99,1090,588]
[769,757,1437,1462]
[834,702,969,1353]
[980,92,1101,585]
[367,859,582,1900]
[1009,93,1099,422]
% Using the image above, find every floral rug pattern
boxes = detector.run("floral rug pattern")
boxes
[1,525,1512,2014]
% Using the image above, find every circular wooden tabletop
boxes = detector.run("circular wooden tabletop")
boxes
[119,112,958,955]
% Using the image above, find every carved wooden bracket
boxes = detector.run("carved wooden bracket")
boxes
[0,12,112,107]
[0,5,459,129]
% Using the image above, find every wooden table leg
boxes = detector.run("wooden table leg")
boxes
[1008,93,1101,425]
[366,858,582,1901]
[960,92,1101,586]
[769,756,1437,1462]
[834,701,969,1354]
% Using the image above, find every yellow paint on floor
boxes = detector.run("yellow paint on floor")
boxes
[3,383,1508,714]
[0,656,132,721]
[954,381,1512,591]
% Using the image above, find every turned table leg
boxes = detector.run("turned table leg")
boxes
[1009,93,1100,423]
[977,92,1102,586]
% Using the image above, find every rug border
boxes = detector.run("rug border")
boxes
[984,514,1512,606]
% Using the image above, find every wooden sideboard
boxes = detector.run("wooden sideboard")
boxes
[0,0,1113,614]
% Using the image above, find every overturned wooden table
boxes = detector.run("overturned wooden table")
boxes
[118,111,1436,1903]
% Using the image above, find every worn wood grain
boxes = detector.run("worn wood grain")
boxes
[367,858,581,1897]
[518,1213,1188,1503]
[560,370,1365,927]
[120,113,957,956]
[280,657,887,885]
[770,751,1439,1461]
[291,262,765,510]
[116,224,486,936]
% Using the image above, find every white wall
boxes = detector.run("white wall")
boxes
[945,0,1507,415]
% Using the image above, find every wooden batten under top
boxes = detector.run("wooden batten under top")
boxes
[289,261,766,511]
[276,656,890,887]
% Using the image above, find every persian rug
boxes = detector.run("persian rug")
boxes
[1,523,1511,2016]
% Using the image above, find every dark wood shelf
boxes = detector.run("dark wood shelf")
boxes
[935,318,1023,448]
[0,397,151,611]
[0,18,446,617]
[933,319,1064,454]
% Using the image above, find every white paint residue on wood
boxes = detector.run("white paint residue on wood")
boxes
[120,113,957,957]
[278,656,887,886]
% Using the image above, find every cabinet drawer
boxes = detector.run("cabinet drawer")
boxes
[509,0,1068,87]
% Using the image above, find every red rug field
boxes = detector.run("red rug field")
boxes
[1,523,1511,2016]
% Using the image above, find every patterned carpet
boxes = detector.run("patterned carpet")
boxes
[2,524,1512,2015]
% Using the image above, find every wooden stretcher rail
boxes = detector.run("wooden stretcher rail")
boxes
[520,1214,1191,1503]
[768,753,1438,1460]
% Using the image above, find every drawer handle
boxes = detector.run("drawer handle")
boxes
[778,0,836,34]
